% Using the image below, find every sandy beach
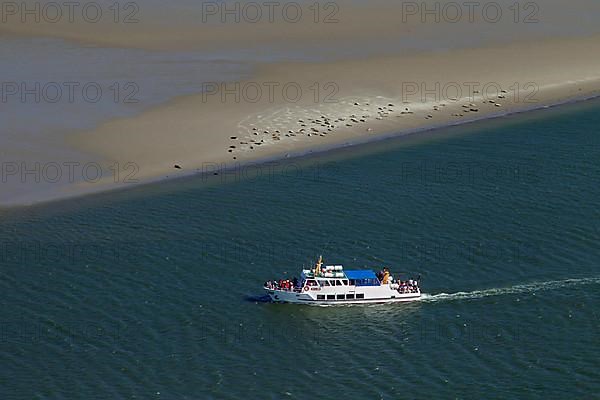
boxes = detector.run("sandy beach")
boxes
[2,0,600,207]
[3,35,600,206]
[56,36,600,203]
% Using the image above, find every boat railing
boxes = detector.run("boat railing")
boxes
[264,283,303,292]
[397,285,420,294]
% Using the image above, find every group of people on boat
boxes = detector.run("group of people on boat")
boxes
[376,267,419,293]
[264,278,299,291]
[397,279,419,294]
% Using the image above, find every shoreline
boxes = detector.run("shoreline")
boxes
[2,91,599,212]
[2,35,600,209]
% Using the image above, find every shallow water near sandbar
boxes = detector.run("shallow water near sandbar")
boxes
[1,99,600,399]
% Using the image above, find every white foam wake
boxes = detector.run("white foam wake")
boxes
[420,276,600,303]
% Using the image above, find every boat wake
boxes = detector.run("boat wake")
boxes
[421,276,600,303]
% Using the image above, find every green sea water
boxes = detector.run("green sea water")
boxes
[1,99,600,399]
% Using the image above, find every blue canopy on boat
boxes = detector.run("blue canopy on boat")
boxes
[345,270,377,280]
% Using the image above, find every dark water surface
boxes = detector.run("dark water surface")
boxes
[1,100,600,399]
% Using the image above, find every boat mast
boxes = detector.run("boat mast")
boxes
[315,255,323,276]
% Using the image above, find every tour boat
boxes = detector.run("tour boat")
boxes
[263,256,421,304]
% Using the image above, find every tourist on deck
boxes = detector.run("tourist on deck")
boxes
[382,268,390,284]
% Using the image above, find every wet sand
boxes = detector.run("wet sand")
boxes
[2,0,600,207]
[54,36,600,205]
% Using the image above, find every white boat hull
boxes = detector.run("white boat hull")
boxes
[265,285,421,305]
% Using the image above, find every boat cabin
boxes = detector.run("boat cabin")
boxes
[302,269,380,287]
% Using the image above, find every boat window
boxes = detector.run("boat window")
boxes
[354,278,380,287]
[349,280,355,286]
[336,294,345,300]
[328,280,335,286]
[335,280,342,286]
[306,280,318,286]
[317,295,325,300]
[327,295,335,300]
[346,294,355,299]
[321,280,331,286]
[342,280,349,285]
[356,293,365,299]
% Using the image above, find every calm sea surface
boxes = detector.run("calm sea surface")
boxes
[1,100,600,399]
